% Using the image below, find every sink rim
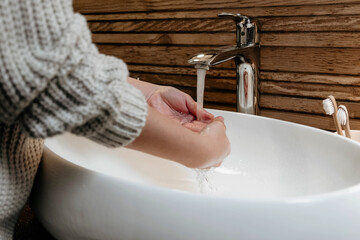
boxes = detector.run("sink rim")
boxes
[43,108,360,204]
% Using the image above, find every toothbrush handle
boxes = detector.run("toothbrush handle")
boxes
[345,123,352,139]
[332,114,343,136]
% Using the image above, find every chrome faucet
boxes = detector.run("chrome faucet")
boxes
[188,13,259,114]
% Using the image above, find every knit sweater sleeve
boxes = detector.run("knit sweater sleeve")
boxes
[0,0,147,147]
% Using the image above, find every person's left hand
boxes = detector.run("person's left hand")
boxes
[147,86,214,131]
[129,77,214,131]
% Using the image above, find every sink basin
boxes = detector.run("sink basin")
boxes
[31,109,360,240]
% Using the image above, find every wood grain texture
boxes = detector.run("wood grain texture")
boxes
[261,47,360,75]
[260,81,360,101]
[173,86,237,105]
[261,15,360,32]
[93,32,360,48]
[261,32,360,48]
[88,16,360,33]
[84,4,360,20]
[260,109,360,130]
[92,33,235,45]
[74,0,360,130]
[98,45,236,68]
[74,0,360,13]
[130,72,236,90]
[204,103,236,111]
[260,95,360,118]
[88,19,234,33]
[260,71,360,85]
[128,64,236,78]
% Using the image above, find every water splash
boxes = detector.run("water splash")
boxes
[195,168,217,193]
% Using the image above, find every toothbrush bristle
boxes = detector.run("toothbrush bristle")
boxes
[337,108,347,125]
[322,98,334,115]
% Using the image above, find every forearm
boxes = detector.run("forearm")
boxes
[128,106,213,168]
[128,77,157,100]
[0,1,147,147]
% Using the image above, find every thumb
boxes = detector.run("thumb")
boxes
[188,102,214,122]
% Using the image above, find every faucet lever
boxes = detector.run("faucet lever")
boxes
[218,13,257,47]
[217,13,250,23]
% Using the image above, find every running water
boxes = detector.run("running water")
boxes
[194,66,217,193]
[196,67,207,120]
[195,168,217,193]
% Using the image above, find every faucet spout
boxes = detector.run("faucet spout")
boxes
[188,45,254,68]
[188,13,259,115]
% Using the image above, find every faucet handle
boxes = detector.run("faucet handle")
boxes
[218,13,257,47]
[218,13,250,24]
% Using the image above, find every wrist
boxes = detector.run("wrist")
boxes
[128,77,159,100]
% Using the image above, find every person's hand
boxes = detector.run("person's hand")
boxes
[195,116,230,168]
[128,107,230,169]
[128,77,214,130]
[147,86,213,126]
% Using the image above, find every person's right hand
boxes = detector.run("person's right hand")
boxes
[193,116,230,169]
[128,107,230,170]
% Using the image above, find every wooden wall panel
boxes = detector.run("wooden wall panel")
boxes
[97,45,235,68]
[74,0,360,131]
[83,4,360,20]
[261,33,360,48]
[74,0,360,13]
[261,47,360,75]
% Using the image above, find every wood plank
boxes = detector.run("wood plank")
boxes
[260,95,360,118]
[261,15,360,32]
[88,15,360,33]
[204,103,236,111]
[129,72,236,90]
[128,64,236,78]
[260,81,360,101]
[88,19,234,33]
[260,71,360,85]
[260,109,360,130]
[261,47,360,75]
[73,0,360,13]
[205,91,236,104]
[173,86,237,104]
[261,32,360,48]
[92,33,235,45]
[84,4,360,20]
[97,45,235,68]
[93,32,360,48]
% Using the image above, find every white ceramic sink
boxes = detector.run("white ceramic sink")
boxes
[31,109,360,240]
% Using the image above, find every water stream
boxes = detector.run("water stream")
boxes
[196,67,206,120]
[194,67,217,193]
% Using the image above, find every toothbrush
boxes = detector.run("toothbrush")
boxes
[337,105,352,139]
[322,95,343,136]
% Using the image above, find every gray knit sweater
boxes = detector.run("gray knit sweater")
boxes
[0,0,148,239]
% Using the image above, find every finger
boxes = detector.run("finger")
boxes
[213,161,223,168]
[184,94,212,119]
[185,98,198,117]
[213,116,225,124]
[183,121,207,132]
[207,117,226,131]
[197,108,214,122]
[187,100,214,123]
[199,160,223,169]
[173,112,194,124]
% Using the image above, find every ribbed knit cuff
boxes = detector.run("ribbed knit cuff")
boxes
[16,13,148,147]
[72,80,148,147]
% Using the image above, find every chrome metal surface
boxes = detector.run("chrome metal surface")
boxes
[237,63,255,114]
[218,13,258,47]
[188,13,259,114]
